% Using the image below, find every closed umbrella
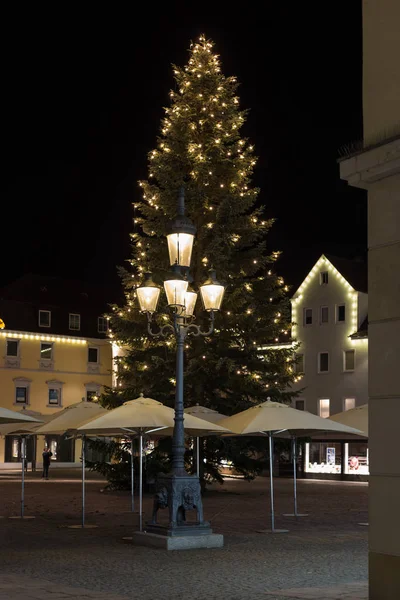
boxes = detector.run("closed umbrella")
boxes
[35,400,107,528]
[184,405,228,477]
[77,394,230,531]
[219,400,363,533]
[0,408,42,519]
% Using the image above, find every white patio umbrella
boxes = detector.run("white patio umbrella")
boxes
[0,408,42,519]
[0,406,42,425]
[77,394,230,531]
[218,400,363,533]
[184,405,228,477]
[329,404,368,437]
[35,400,107,528]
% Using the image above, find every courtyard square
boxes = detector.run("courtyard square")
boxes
[0,474,368,599]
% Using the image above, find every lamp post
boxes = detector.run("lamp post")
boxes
[136,188,225,536]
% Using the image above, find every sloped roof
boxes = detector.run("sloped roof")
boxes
[324,254,367,293]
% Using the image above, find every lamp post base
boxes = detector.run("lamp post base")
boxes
[131,530,224,550]
[146,472,210,537]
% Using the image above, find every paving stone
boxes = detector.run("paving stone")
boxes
[0,476,368,600]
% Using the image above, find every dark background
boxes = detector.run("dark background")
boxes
[3,3,366,300]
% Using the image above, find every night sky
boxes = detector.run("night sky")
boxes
[3,4,367,300]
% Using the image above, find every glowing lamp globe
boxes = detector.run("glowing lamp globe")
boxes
[164,265,188,308]
[167,188,196,267]
[200,269,225,312]
[136,273,161,313]
[183,289,198,318]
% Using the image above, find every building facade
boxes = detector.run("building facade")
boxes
[0,274,113,467]
[339,1,400,595]
[290,254,369,478]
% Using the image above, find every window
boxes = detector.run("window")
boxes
[69,313,81,331]
[303,308,313,326]
[295,353,304,373]
[39,310,51,327]
[48,388,61,406]
[318,352,329,373]
[344,398,356,411]
[336,304,346,323]
[98,317,109,333]
[13,377,31,405]
[85,382,101,402]
[46,380,63,407]
[6,340,19,357]
[40,342,53,361]
[344,349,355,371]
[320,272,329,285]
[88,347,99,363]
[295,399,305,411]
[15,387,27,404]
[318,399,330,418]
[320,306,329,324]
[86,390,99,402]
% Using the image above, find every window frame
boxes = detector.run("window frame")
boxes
[85,382,101,402]
[295,353,304,374]
[343,397,356,412]
[343,349,356,372]
[320,305,329,325]
[6,339,20,357]
[13,377,31,406]
[38,310,51,328]
[88,346,99,364]
[303,308,313,326]
[320,271,329,285]
[318,398,330,418]
[69,313,81,331]
[97,317,109,334]
[46,380,64,408]
[318,351,329,374]
[336,304,346,324]
[295,399,306,411]
[40,341,54,361]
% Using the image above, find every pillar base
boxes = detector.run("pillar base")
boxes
[369,551,400,599]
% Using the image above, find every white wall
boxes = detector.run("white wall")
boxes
[291,257,368,417]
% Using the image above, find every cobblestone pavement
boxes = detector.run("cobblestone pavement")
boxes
[0,475,368,599]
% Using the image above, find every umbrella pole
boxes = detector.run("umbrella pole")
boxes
[21,437,25,518]
[82,435,86,528]
[283,437,308,518]
[139,431,143,532]
[258,433,288,534]
[293,436,298,516]
[196,436,200,478]
[269,433,275,532]
[131,436,135,513]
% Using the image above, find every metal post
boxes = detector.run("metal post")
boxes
[82,435,86,528]
[172,325,186,475]
[131,436,135,512]
[269,433,275,532]
[261,433,289,533]
[283,436,308,518]
[21,437,25,518]
[139,432,143,532]
[196,436,200,478]
[293,437,298,515]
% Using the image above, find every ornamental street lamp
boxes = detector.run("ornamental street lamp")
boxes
[136,188,225,537]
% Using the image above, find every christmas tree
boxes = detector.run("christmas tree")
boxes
[100,35,298,482]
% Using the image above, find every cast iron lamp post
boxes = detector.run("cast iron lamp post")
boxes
[136,188,225,535]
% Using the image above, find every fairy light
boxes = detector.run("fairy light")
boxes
[0,330,88,345]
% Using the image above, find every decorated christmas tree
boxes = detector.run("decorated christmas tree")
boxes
[100,36,298,482]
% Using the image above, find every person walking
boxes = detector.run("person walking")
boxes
[42,446,53,480]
